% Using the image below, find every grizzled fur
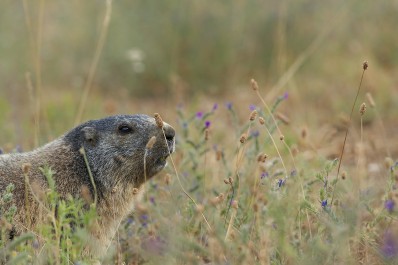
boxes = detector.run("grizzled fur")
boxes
[0,114,175,255]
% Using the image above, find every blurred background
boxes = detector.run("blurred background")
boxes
[1,0,398,150]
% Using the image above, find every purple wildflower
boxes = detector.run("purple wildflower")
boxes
[196,112,203,119]
[277,179,285,187]
[212,103,218,111]
[140,214,149,227]
[261,172,269,179]
[150,196,156,205]
[385,199,395,213]
[321,200,328,208]
[283,92,289,100]
[381,230,398,259]
[0,148,3,154]
[226,102,233,110]
[249,104,256,111]
[32,240,40,249]
[250,130,259,138]
[205,121,211,128]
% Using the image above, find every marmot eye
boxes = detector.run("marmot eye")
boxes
[118,124,133,134]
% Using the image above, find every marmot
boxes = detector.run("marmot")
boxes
[0,114,175,255]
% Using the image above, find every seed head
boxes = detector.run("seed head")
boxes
[249,110,258,121]
[359,102,366,116]
[231,200,239,209]
[223,179,230,185]
[257,153,268,163]
[366,92,376,108]
[301,127,308,139]
[363,61,368,70]
[240,133,247,144]
[133,188,139,195]
[228,177,234,184]
[341,171,347,180]
[216,150,223,161]
[154,113,163,128]
[164,174,171,185]
[259,117,265,125]
[146,136,157,149]
[279,135,284,141]
[22,163,31,174]
[204,128,209,141]
[250,79,259,91]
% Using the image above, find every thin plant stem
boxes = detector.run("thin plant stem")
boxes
[330,62,368,207]
[74,0,112,125]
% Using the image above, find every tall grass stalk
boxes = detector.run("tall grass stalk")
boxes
[74,0,112,126]
[331,61,368,207]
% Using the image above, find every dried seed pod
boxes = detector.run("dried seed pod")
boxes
[359,103,366,116]
[250,79,259,91]
[240,134,247,144]
[154,113,163,128]
[363,61,368,70]
[249,110,258,121]
[22,163,31,174]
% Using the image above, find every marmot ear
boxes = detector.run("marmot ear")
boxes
[81,126,98,145]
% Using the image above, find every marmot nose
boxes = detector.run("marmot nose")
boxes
[163,124,175,142]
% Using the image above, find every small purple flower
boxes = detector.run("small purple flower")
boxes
[249,104,256,111]
[250,130,259,138]
[212,103,218,111]
[140,214,149,227]
[32,240,40,249]
[150,196,156,205]
[261,172,269,179]
[0,148,3,154]
[196,112,203,119]
[226,102,233,110]
[385,200,395,213]
[205,121,211,128]
[277,179,285,187]
[321,200,328,208]
[283,92,289,100]
[127,218,134,225]
[381,230,398,259]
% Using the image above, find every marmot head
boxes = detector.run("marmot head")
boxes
[64,114,175,190]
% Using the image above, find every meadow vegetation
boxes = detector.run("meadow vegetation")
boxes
[0,1,398,264]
